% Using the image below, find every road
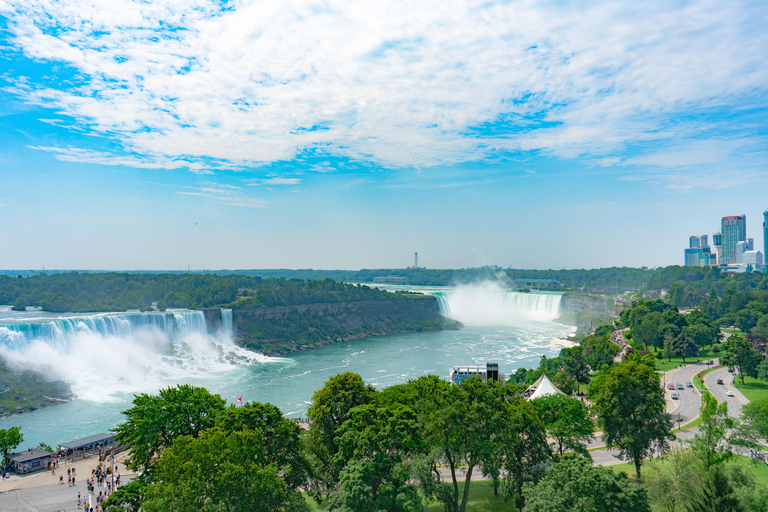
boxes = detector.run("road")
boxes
[703,366,748,418]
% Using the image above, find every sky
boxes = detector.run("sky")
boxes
[0,0,767,271]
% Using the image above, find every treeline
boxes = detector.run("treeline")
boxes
[349,266,655,289]
[102,360,768,512]
[0,273,424,313]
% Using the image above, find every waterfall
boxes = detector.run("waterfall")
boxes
[0,309,271,402]
[0,311,208,349]
[428,283,563,326]
[220,308,233,334]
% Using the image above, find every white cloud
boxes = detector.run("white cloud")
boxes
[259,177,302,185]
[2,0,767,175]
[175,182,267,208]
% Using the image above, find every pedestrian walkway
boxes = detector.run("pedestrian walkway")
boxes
[0,452,134,512]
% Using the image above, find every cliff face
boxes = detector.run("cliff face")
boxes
[220,298,455,356]
[560,294,614,314]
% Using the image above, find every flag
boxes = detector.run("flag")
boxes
[236,397,242,403]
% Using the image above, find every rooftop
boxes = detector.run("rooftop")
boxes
[59,432,114,450]
[8,449,53,463]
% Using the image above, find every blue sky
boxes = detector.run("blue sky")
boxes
[1,0,767,270]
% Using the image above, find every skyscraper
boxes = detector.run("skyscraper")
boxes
[721,215,747,265]
[764,209,768,266]
[713,232,722,265]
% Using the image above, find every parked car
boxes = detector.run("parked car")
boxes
[726,390,734,397]
[676,383,684,390]
[717,379,724,384]
[668,383,675,390]
[707,360,714,365]
[671,393,679,400]
[686,382,693,388]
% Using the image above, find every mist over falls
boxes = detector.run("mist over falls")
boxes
[433,283,563,326]
[0,309,269,401]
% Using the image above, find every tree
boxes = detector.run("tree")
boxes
[720,334,763,385]
[103,481,145,512]
[687,391,732,470]
[306,372,377,490]
[330,404,425,512]
[752,314,768,337]
[674,333,699,363]
[439,377,508,512]
[560,346,591,385]
[684,323,718,349]
[114,384,227,475]
[522,454,651,512]
[593,361,674,480]
[643,446,699,512]
[732,398,768,463]
[685,465,745,512]
[214,402,310,491]
[500,398,552,510]
[530,394,593,457]
[141,428,307,512]
[0,426,23,464]
[634,312,662,350]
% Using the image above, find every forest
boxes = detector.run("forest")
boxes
[0,273,425,313]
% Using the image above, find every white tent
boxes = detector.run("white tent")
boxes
[527,373,565,400]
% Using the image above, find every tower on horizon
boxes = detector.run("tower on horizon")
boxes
[721,215,747,266]
[414,252,419,269]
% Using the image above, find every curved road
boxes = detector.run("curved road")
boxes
[703,366,748,418]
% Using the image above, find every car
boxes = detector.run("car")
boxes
[707,360,714,365]
[671,393,679,400]
[668,383,675,390]
[726,390,734,397]
[687,382,693,388]
[676,383,684,390]
[717,379,724,384]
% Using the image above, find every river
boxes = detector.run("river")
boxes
[0,283,572,449]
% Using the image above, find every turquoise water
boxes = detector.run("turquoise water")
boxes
[0,290,571,449]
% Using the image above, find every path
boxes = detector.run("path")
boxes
[0,452,134,512]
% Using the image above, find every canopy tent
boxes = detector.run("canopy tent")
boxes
[526,373,566,400]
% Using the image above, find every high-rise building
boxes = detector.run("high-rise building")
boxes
[713,232,722,265]
[684,234,712,267]
[721,215,747,265]
[764,209,768,265]
[736,239,754,264]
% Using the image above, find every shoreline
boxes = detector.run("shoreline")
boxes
[238,322,461,357]
[0,395,74,421]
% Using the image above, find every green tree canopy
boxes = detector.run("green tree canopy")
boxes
[306,372,377,490]
[687,390,733,470]
[214,402,310,490]
[0,426,23,464]
[330,404,425,512]
[720,334,763,385]
[114,384,227,475]
[141,428,307,512]
[593,361,674,480]
[530,394,593,457]
[522,454,651,512]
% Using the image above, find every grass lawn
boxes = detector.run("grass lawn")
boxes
[606,455,768,486]
[653,345,720,372]
[304,481,518,512]
[734,376,768,403]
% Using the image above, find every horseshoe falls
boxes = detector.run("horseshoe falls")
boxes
[427,283,563,325]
